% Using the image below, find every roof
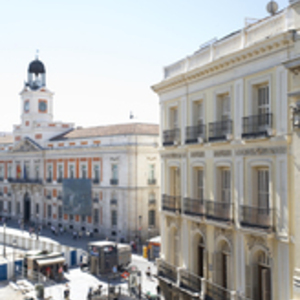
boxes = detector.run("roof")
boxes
[36,256,65,266]
[0,134,13,145]
[28,59,45,74]
[50,123,159,141]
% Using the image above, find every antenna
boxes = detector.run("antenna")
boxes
[266,1,278,16]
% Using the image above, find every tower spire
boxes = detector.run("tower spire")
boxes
[35,49,39,60]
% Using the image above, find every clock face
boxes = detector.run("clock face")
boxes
[24,101,30,112]
[39,101,47,112]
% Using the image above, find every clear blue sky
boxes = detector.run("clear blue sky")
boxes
[0,0,289,131]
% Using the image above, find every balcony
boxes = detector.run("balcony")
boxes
[46,178,52,183]
[208,120,232,142]
[7,177,13,182]
[162,194,181,213]
[205,281,231,300]
[148,178,156,185]
[110,199,117,205]
[163,128,180,146]
[242,113,273,139]
[183,198,205,217]
[46,195,51,200]
[148,199,156,205]
[57,177,63,183]
[157,259,177,283]
[9,178,43,184]
[240,205,273,231]
[93,178,100,184]
[0,177,3,181]
[57,195,62,200]
[185,124,206,144]
[110,179,118,185]
[0,192,2,196]
[206,200,232,222]
[93,198,99,204]
[7,193,11,197]
[179,269,201,294]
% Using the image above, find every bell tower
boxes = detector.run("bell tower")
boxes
[20,56,54,127]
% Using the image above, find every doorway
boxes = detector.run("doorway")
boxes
[23,192,31,223]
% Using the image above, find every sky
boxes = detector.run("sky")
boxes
[0,0,289,132]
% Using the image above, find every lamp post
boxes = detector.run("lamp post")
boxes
[12,239,17,280]
[138,216,142,255]
[3,222,6,258]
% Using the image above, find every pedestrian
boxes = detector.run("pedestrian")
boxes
[64,283,70,300]
[146,266,151,280]
[60,227,64,235]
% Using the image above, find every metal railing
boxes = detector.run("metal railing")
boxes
[9,178,43,184]
[110,199,118,205]
[110,179,118,185]
[179,269,201,293]
[242,113,272,139]
[148,178,156,185]
[93,198,99,203]
[240,205,273,230]
[162,194,181,213]
[57,195,62,200]
[157,260,177,283]
[163,128,180,146]
[205,281,231,300]
[185,124,206,144]
[206,200,232,222]
[93,178,100,184]
[208,120,232,142]
[46,178,52,183]
[148,199,156,205]
[57,177,63,183]
[46,195,51,200]
[0,177,3,181]
[183,198,205,217]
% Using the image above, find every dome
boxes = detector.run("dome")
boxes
[28,59,45,75]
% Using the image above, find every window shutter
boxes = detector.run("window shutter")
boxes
[262,268,271,300]
[245,264,252,298]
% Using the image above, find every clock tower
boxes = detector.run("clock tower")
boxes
[13,56,74,144]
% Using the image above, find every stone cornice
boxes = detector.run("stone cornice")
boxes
[152,31,294,94]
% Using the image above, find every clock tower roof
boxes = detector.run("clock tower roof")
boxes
[28,59,45,75]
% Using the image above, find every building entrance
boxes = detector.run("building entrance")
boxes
[23,192,31,222]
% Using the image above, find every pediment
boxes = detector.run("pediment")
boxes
[12,138,43,153]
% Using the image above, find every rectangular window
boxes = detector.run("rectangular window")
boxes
[36,203,39,214]
[221,169,231,202]
[170,107,178,129]
[148,164,155,180]
[94,209,99,223]
[0,201,3,212]
[25,163,30,179]
[8,202,11,214]
[111,210,117,226]
[69,165,74,179]
[193,101,204,126]
[0,165,3,178]
[58,206,62,219]
[94,165,100,180]
[112,164,118,180]
[258,169,269,208]
[69,214,73,221]
[17,202,20,214]
[48,205,52,218]
[7,165,12,178]
[47,165,52,180]
[81,165,87,178]
[195,169,204,200]
[58,165,63,180]
[35,165,39,180]
[258,86,269,115]
[149,210,155,226]
[81,215,86,222]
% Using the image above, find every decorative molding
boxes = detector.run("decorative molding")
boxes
[190,151,205,158]
[110,157,119,161]
[161,153,186,159]
[12,140,41,153]
[192,223,207,244]
[147,157,157,161]
[214,228,233,251]
[235,146,286,156]
[214,150,232,157]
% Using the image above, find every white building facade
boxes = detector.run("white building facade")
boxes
[0,58,160,242]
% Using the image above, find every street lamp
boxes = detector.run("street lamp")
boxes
[138,216,142,255]
[3,222,6,258]
[12,239,17,280]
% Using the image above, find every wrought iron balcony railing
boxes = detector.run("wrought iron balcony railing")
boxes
[242,113,273,139]
[206,200,232,222]
[179,269,202,293]
[148,178,156,185]
[183,198,205,217]
[0,177,3,181]
[93,178,100,184]
[240,205,273,230]
[110,199,118,205]
[162,194,181,213]
[46,178,52,183]
[110,179,118,185]
[208,120,232,142]
[157,259,177,283]
[0,192,2,196]
[8,178,43,184]
[148,199,156,205]
[57,177,63,183]
[93,198,99,203]
[46,195,51,200]
[57,195,62,200]
[163,128,180,146]
[205,281,231,300]
[185,124,206,144]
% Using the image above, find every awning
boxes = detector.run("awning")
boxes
[36,256,65,267]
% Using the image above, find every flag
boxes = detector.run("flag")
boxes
[16,165,21,179]
[23,164,27,179]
